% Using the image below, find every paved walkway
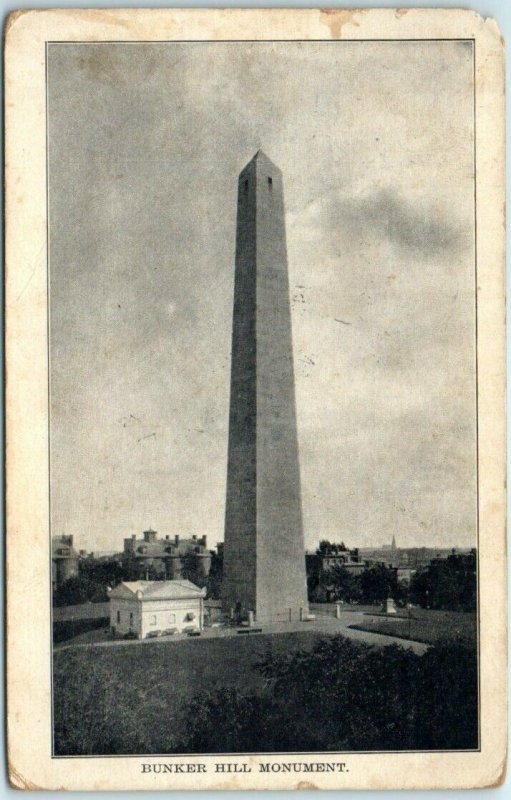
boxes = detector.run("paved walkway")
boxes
[312,613,428,654]
[56,611,428,655]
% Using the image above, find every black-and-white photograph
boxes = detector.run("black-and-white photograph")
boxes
[48,39,479,757]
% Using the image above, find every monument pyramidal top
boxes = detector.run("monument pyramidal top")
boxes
[240,149,282,175]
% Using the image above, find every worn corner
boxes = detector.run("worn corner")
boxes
[476,743,508,789]
[488,746,508,788]
[481,14,505,50]
[4,9,35,43]
[7,759,43,791]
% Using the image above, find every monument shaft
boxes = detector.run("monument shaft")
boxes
[223,151,308,623]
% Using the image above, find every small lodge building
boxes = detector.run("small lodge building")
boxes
[108,580,206,639]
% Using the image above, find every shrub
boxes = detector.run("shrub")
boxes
[177,636,478,753]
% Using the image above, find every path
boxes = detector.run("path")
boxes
[56,610,428,655]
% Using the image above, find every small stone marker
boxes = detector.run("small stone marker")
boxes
[385,597,397,615]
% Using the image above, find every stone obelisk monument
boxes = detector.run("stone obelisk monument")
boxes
[222,151,308,624]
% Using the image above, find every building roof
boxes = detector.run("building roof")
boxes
[109,580,206,601]
[123,536,209,559]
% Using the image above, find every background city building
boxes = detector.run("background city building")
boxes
[51,535,80,590]
[122,529,211,581]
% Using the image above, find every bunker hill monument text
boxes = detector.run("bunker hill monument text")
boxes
[222,151,308,623]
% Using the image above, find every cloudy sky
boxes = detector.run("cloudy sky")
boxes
[48,40,476,553]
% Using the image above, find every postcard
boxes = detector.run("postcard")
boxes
[5,7,506,790]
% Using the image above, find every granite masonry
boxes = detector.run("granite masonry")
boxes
[222,151,308,624]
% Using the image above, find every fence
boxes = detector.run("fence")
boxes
[226,608,318,627]
[52,602,110,623]
[309,604,338,618]
[53,603,110,644]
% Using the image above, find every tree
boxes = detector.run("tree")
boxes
[328,565,363,603]
[410,554,476,611]
[317,540,347,555]
[53,575,91,607]
[176,635,478,753]
[394,579,410,607]
[206,550,223,599]
[361,564,397,604]
[175,689,274,753]
[181,552,208,588]
[53,557,126,606]
[79,558,124,591]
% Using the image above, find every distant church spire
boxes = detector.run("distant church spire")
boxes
[391,535,397,550]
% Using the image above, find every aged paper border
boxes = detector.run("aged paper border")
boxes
[5,8,506,790]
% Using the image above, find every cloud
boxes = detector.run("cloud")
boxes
[49,41,476,552]
[328,189,464,259]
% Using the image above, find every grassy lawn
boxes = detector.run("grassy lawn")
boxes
[53,623,478,755]
[53,630,327,755]
[349,608,476,645]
